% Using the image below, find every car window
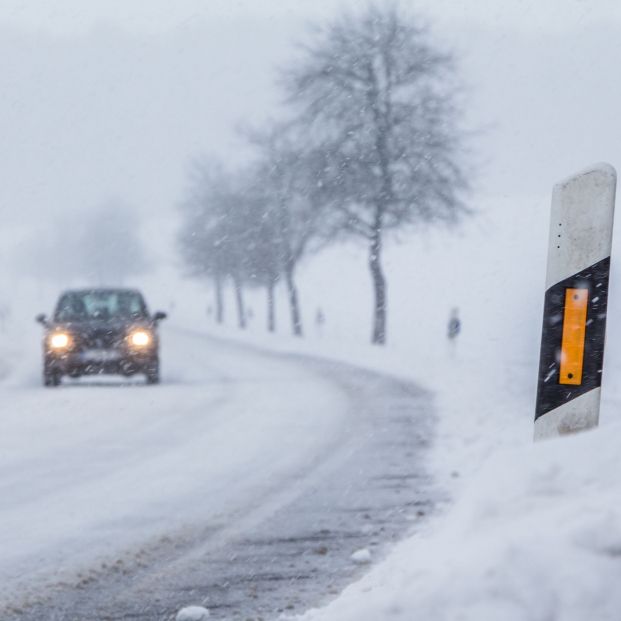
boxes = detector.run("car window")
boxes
[55,291,148,321]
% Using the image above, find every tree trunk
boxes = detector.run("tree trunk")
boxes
[267,281,276,333]
[214,273,224,324]
[233,277,246,329]
[285,263,303,337]
[369,213,387,345]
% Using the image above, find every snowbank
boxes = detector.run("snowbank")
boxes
[197,192,621,621]
[205,320,621,621]
[291,422,621,621]
[5,185,621,620]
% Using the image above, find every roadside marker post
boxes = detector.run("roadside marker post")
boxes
[535,164,617,440]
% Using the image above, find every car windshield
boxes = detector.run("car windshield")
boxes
[54,290,148,321]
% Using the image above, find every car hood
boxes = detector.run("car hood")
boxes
[50,318,152,331]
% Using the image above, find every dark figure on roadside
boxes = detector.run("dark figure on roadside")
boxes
[448,307,461,341]
[315,307,325,337]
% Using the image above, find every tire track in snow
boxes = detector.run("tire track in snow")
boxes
[3,332,435,621]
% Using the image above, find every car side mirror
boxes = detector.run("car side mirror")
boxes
[153,311,167,322]
[35,313,47,326]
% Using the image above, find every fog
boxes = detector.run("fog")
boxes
[0,0,618,329]
[1,1,620,232]
[2,3,621,619]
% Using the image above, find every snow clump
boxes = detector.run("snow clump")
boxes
[351,548,372,564]
[176,605,210,621]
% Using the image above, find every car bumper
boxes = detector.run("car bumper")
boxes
[46,349,157,376]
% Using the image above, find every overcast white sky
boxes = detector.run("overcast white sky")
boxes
[1,0,620,232]
[2,0,619,34]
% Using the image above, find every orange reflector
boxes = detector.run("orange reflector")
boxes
[559,288,589,385]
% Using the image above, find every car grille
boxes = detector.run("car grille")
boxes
[79,329,124,350]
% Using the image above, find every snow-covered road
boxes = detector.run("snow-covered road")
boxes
[1,327,434,620]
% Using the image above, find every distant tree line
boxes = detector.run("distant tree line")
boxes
[22,199,149,288]
[178,4,470,345]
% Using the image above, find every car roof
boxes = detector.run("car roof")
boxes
[60,288,144,296]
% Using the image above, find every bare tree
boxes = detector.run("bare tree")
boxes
[178,162,258,330]
[178,162,229,324]
[284,4,469,344]
[249,126,331,337]
[240,193,281,332]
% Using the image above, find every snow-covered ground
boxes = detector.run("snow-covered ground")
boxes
[2,187,621,619]
[252,192,621,621]
[186,191,621,621]
[0,3,618,618]
[0,326,353,610]
[0,317,434,620]
[203,327,621,621]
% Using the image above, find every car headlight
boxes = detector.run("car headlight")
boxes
[129,330,152,347]
[49,332,71,349]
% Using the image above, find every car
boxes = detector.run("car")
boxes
[36,288,167,387]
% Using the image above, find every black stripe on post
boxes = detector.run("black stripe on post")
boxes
[535,256,610,421]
